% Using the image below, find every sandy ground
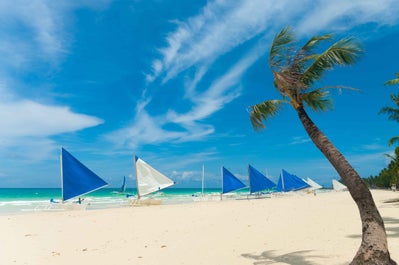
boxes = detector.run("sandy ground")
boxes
[0,190,398,265]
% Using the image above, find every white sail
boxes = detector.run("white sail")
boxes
[135,156,175,197]
[304,177,323,190]
[332,179,347,191]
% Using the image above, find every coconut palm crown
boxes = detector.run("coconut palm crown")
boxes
[250,27,362,128]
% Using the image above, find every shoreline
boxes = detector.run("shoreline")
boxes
[1,189,398,265]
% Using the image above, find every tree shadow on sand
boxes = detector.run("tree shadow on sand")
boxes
[242,250,327,265]
[384,217,399,238]
[347,217,399,239]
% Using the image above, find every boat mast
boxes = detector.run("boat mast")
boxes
[220,166,223,200]
[134,155,140,199]
[60,146,64,202]
[281,169,285,192]
[201,164,205,198]
[248,164,251,194]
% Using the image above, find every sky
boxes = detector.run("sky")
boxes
[1,0,399,189]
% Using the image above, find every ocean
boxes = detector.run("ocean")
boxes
[0,188,225,215]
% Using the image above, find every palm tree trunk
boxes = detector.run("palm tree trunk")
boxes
[296,106,396,265]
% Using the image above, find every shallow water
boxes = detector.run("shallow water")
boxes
[0,188,227,214]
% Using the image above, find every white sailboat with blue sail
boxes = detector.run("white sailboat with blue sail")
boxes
[49,147,109,210]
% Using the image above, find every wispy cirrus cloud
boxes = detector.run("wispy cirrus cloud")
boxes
[112,0,399,150]
[107,44,263,148]
[290,136,312,145]
[297,0,399,35]
[148,0,286,83]
[149,0,399,84]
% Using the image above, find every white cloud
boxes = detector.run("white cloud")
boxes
[0,2,64,70]
[0,1,110,163]
[0,100,103,138]
[107,44,264,148]
[290,136,312,145]
[151,0,283,82]
[0,1,113,70]
[297,0,399,35]
[0,90,104,163]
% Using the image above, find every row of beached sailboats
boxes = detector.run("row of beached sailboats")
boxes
[221,166,321,198]
[52,147,347,209]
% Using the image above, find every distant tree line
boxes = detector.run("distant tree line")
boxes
[364,147,399,188]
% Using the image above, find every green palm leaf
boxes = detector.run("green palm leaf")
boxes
[269,27,294,68]
[249,100,286,130]
[379,93,399,122]
[301,34,333,53]
[384,73,399,86]
[388,136,399,147]
[302,88,333,112]
[302,37,362,87]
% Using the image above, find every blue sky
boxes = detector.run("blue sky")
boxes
[1,0,399,188]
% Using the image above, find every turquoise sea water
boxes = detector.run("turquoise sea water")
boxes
[0,188,226,215]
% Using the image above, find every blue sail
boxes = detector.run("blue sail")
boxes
[61,148,108,202]
[222,167,246,194]
[248,165,276,193]
[120,176,127,193]
[276,169,310,192]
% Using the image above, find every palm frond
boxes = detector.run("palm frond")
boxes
[301,34,333,53]
[269,27,294,68]
[301,36,363,87]
[379,93,399,121]
[249,100,286,130]
[384,73,399,86]
[296,34,334,67]
[302,88,333,112]
[388,136,399,147]
[380,106,399,121]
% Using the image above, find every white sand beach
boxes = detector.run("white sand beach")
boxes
[0,190,398,265]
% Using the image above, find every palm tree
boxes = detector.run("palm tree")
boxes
[380,74,399,146]
[249,27,396,264]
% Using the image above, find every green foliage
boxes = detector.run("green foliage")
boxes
[384,72,399,86]
[249,100,286,130]
[364,147,399,188]
[380,93,399,122]
[380,85,399,145]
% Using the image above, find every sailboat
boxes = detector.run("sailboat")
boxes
[332,179,347,191]
[192,164,206,201]
[50,147,109,210]
[303,177,323,190]
[248,164,276,195]
[120,176,127,192]
[132,155,175,205]
[276,169,310,192]
[112,176,127,194]
[221,166,246,199]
